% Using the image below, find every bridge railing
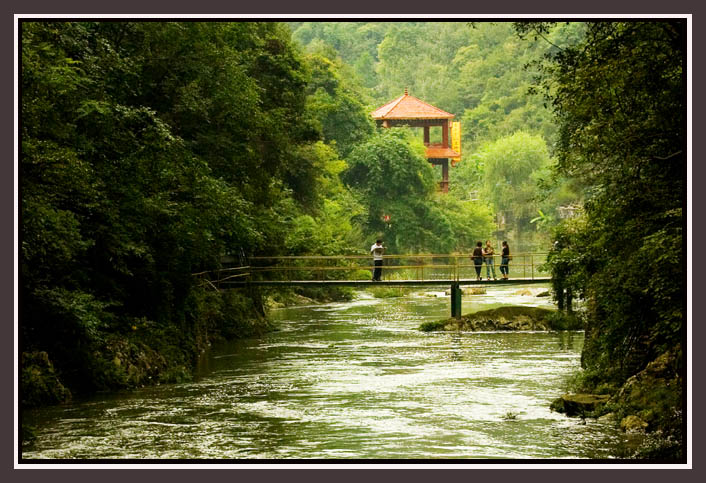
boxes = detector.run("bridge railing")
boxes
[234,253,550,282]
[192,266,251,290]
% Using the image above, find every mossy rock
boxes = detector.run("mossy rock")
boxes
[620,415,649,432]
[550,393,610,416]
[420,306,556,332]
[420,320,450,332]
[21,351,72,407]
[611,347,682,431]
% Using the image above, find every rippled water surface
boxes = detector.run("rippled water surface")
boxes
[22,284,627,460]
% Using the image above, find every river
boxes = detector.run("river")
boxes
[21,284,630,461]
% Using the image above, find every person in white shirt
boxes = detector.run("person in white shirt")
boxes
[370,239,385,281]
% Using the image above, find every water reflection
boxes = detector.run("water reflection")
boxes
[557,331,578,351]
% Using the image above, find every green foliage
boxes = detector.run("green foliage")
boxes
[21,352,72,407]
[303,53,374,157]
[529,209,554,230]
[545,310,584,331]
[546,23,683,184]
[20,21,327,397]
[344,128,435,199]
[291,21,579,251]
[534,22,684,386]
[342,128,494,253]
[291,22,561,148]
[521,22,684,458]
[456,22,565,144]
[291,21,388,66]
[187,287,272,341]
[431,193,496,252]
[343,129,432,251]
[271,141,367,257]
[475,131,552,227]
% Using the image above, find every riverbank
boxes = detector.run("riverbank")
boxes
[22,285,386,411]
[21,288,274,410]
[552,345,683,460]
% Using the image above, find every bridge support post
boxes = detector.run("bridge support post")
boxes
[450,283,462,319]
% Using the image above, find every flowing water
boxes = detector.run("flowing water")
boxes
[21,284,630,461]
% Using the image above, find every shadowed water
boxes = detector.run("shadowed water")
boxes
[21,284,630,460]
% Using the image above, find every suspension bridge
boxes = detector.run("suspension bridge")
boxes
[193,253,552,319]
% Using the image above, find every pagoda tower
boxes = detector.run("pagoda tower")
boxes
[371,88,461,192]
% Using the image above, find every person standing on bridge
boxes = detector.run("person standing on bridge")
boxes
[370,239,385,281]
[500,241,511,280]
[471,241,484,280]
[483,240,497,281]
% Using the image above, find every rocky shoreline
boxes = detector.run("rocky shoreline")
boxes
[553,349,682,419]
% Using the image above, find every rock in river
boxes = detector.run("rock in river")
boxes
[419,306,556,332]
[550,393,611,416]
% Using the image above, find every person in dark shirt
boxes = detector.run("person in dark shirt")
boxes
[471,241,484,281]
[500,241,511,280]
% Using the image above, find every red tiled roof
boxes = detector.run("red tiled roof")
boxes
[425,145,460,158]
[371,91,455,120]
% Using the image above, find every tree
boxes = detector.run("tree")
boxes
[278,142,366,255]
[343,129,432,250]
[20,21,324,394]
[343,128,494,253]
[477,131,552,229]
[303,52,374,158]
[454,22,570,145]
[522,21,685,383]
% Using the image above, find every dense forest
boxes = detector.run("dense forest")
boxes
[20,20,685,459]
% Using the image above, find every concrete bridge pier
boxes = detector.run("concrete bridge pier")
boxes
[450,283,462,319]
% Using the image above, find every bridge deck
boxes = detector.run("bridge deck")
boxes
[220,277,551,287]
[204,255,552,318]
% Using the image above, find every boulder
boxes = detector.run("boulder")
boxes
[620,415,649,432]
[611,347,682,431]
[550,393,610,416]
[598,412,617,422]
[617,350,678,400]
